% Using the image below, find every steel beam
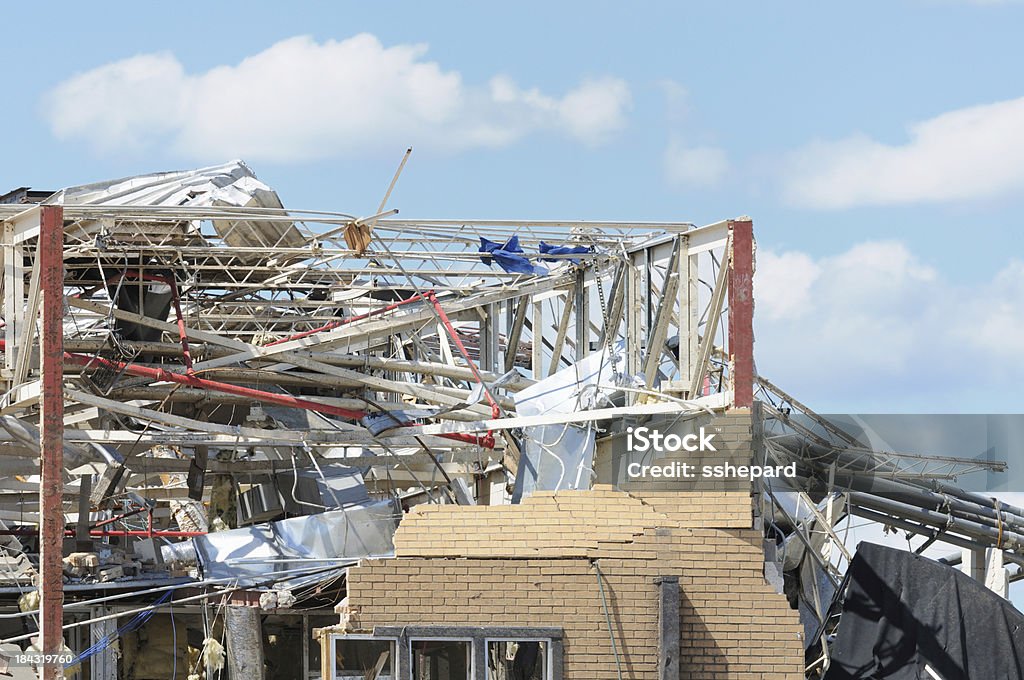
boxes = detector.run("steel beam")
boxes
[678,237,699,393]
[548,292,574,377]
[503,297,529,373]
[689,239,730,398]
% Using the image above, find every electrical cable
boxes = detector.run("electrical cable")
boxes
[170,597,177,680]
[70,590,173,667]
[592,560,624,680]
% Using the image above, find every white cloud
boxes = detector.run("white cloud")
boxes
[45,34,631,162]
[755,250,821,321]
[960,259,1024,357]
[658,79,690,125]
[664,135,729,188]
[754,241,1024,408]
[781,96,1024,208]
[488,75,631,146]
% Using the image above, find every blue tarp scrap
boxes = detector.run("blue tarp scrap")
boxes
[538,241,593,263]
[479,237,594,275]
[478,236,549,275]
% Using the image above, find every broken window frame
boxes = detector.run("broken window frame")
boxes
[483,638,552,680]
[409,636,475,680]
[364,627,563,680]
[329,633,399,680]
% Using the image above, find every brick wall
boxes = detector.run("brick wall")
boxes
[599,410,757,528]
[325,410,804,679]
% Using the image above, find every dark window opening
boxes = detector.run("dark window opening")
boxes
[411,639,471,680]
[334,637,394,679]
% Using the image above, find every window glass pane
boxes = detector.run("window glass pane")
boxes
[487,641,548,680]
[334,638,393,679]
[411,639,471,680]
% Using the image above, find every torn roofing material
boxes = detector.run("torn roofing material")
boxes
[193,499,401,588]
[45,158,305,251]
[511,347,621,500]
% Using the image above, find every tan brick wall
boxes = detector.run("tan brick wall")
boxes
[331,411,804,679]
[597,410,757,528]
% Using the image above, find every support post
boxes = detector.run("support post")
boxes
[728,218,754,409]
[963,547,986,580]
[531,300,544,380]
[76,475,92,553]
[548,292,573,377]
[90,608,117,680]
[573,270,588,360]
[642,241,680,388]
[225,605,265,679]
[677,237,698,393]
[985,548,1009,598]
[655,576,680,680]
[624,262,643,404]
[39,205,65,680]
[3,220,25,377]
[503,297,529,373]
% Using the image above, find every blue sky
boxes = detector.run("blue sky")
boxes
[4,1,1024,412]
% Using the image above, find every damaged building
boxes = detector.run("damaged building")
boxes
[1,161,1023,679]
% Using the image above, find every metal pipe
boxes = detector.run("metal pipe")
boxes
[784,464,1024,548]
[848,491,1024,551]
[849,505,1024,569]
[919,479,1024,522]
[62,341,534,390]
[823,471,1024,537]
[1,564,351,621]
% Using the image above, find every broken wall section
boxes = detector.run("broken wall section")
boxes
[334,482,803,678]
[596,409,758,528]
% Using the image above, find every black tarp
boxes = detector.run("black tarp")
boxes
[824,542,1024,680]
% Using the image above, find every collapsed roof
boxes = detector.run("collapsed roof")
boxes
[0,161,1021,677]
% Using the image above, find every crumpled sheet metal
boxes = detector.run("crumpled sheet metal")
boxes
[193,499,400,588]
[45,159,304,251]
[512,348,621,501]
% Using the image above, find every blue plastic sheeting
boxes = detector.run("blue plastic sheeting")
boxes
[478,236,549,276]
[538,241,592,263]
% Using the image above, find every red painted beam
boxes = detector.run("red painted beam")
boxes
[107,271,194,372]
[264,290,428,346]
[58,349,493,448]
[0,339,495,449]
[728,218,755,409]
[38,205,65,678]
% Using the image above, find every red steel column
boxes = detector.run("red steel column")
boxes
[728,218,754,409]
[39,205,65,678]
